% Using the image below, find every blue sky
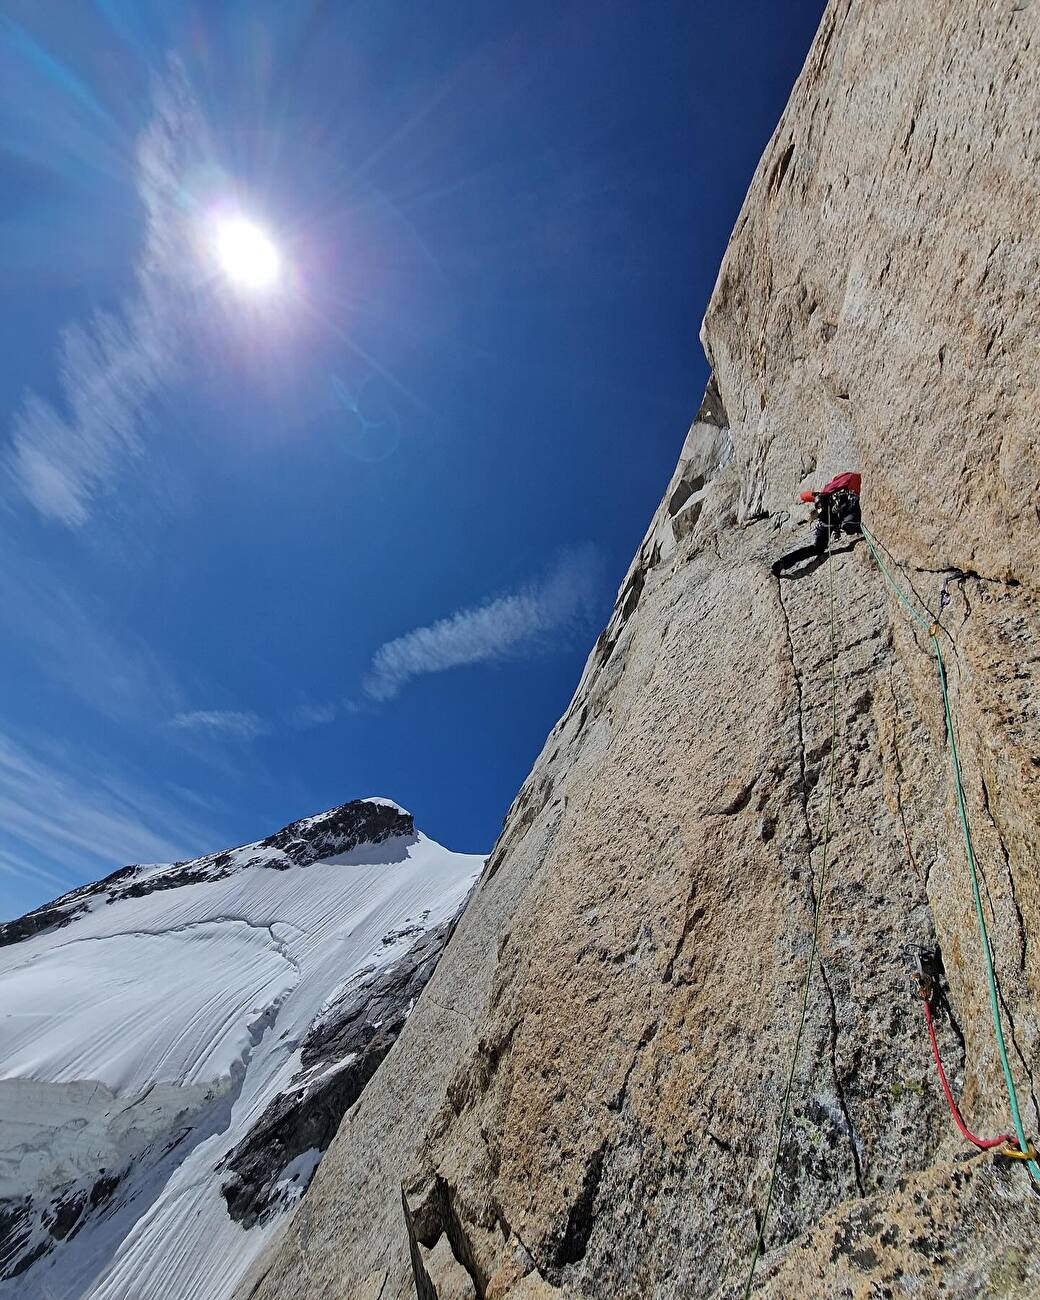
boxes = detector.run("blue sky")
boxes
[0,0,824,918]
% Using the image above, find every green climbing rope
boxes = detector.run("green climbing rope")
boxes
[861,524,1040,1188]
[743,532,842,1299]
[860,526,933,633]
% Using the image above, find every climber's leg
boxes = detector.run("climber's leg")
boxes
[771,543,821,576]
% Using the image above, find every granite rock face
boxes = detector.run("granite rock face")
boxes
[238,4,1040,1297]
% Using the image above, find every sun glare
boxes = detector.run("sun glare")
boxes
[213,216,281,291]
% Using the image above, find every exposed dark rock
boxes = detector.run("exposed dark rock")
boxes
[0,865,136,947]
[0,1196,50,1280]
[0,900,84,948]
[0,1124,216,1281]
[256,800,413,868]
[88,1172,120,1211]
[220,920,457,1229]
[43,1188,87,1242]
[118,801,414,898]
[382,913,429,947]
[694,370,729,430]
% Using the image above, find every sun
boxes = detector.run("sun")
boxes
[213,215,281,291]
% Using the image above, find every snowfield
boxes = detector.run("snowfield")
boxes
[0,800,483,1300]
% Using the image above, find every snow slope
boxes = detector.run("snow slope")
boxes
[0,800,483,1300]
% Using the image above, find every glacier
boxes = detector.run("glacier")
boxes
[0,799,483,1300]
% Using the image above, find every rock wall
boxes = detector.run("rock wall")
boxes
[238,3,1040,1297]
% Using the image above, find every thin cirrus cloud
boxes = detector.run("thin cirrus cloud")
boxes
[168,548,604,738]
[172,710,268,740]
[363,544,604,702]
[0,731,221,908]
[3,59,208,526]
[172,700,350,740]
[0,537,183,724]
[286,701,338,729]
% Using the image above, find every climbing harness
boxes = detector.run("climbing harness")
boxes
[742,530,841,1299]
[860,524,1040,1187]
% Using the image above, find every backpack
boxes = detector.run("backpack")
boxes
[821,471,862,495]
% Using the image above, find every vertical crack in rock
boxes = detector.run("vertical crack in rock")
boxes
[991,995,1040,1133]
[608,1020,660,1113]
[951,795,1040,1130]
[775,582,810,821]
[775,577,864,1200]
[403,1189,439,1300]
[768,140,796,196]
[553,1141,607,1271]
[819,967,865,1196]
[936,647,1040,1131]
[977,771,1029,973]
[937,972,968,1072]
[404,1175,487,1300]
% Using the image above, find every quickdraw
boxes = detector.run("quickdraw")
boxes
[1000,1142,1039,1162]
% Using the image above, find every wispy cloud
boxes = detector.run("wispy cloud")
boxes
[172,697,359,739]
[363,544,603,702]
[0,731,222,913]
[3,59,208,525]
[172,710,268,740]
[286,701,338,729]
[0,846,77,900]
[0,533,184,723]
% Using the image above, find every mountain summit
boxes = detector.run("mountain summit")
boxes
[0,799,483,1300]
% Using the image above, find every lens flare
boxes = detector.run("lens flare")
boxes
[213,216,280,290]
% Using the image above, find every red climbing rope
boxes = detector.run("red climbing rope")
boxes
[920,992,1012,1151]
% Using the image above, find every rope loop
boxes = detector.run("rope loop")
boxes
[863,523,1040,1189]
[918,988,1012,1152]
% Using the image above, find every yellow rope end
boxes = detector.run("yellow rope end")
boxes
[928,623,940,638]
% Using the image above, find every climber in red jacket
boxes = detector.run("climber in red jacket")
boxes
[772,472,862,577]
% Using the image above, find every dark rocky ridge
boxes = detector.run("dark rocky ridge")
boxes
[0,799,414,950]
[0,1169,122,1281]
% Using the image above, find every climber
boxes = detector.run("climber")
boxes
[771,471,862,577]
